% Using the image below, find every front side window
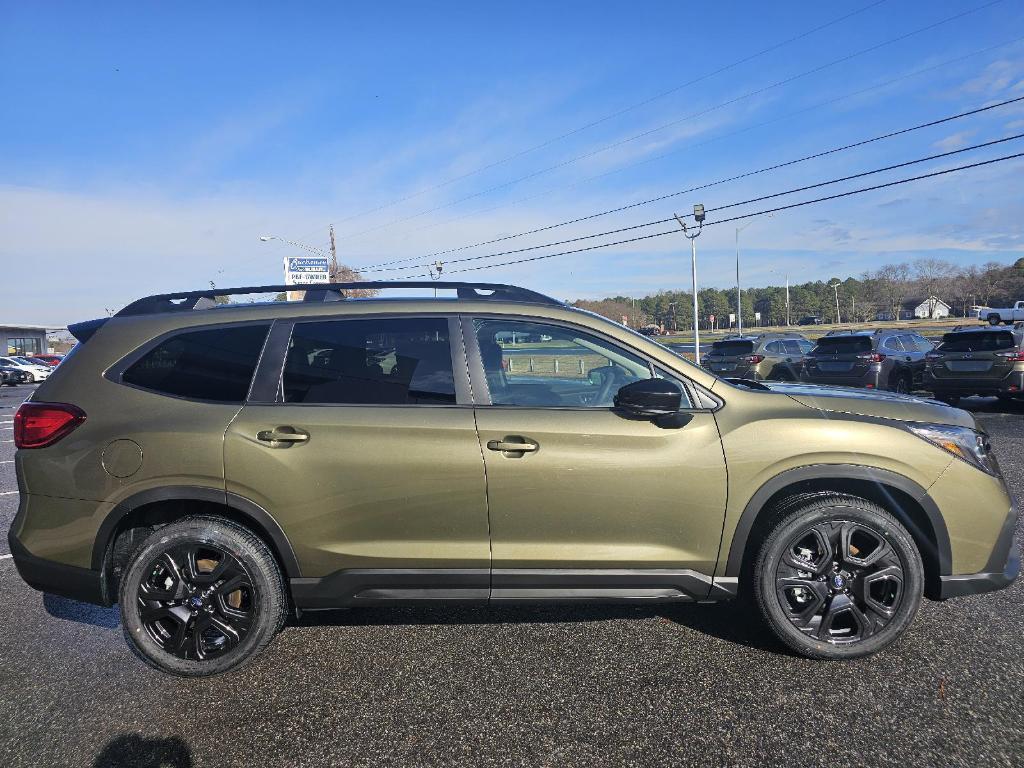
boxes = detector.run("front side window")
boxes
[475,318,680,408]
[283,318,456,405]
[122,324,270,402]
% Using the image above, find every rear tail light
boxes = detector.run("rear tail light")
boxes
[857,352,886,363]
[743,354,765,364]
[14,402,86,449]
[996,350,1024,362]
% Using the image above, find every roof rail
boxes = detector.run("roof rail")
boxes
[115,281,564,317]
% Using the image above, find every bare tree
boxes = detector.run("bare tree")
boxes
[912,258,958,317]
[867,262,912,320]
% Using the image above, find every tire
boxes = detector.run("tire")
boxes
[988,315,1001,326]
[119,516,288,677]
[891,374,910,394]
[753,493,924,660]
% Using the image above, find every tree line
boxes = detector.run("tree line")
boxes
[572,257,1024,330]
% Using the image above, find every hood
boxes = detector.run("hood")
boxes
[756,381,976,428]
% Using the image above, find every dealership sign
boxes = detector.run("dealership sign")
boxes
[283,256,330,300]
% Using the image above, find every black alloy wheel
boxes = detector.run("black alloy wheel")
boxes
[754,493,923,659]
[774,520,904,644]
[136,543,256,661]
[120,517,288,676]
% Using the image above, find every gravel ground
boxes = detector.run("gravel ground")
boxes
[0,384,1021,767]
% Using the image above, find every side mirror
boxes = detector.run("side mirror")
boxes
[614,378,682,418]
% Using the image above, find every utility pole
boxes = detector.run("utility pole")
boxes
[785,275,791,326]
[674,204,705,362]
[735,221,753,334]
[829,281,842,324]
[329,224,338,280]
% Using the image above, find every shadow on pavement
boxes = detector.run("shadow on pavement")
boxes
[93,735,192,768]
[43,593,120,629]
[292,600,789,655]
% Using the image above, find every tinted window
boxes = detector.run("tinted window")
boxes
[915,335,934,351]
[813,336,872,354]
[123,324,269,402]
[475,319,688,408]
[783,340,804,355]
[764,341,783,353]
[898,334,923,352]
[711,340,755,356]
[939,331,1015,352]
[283,318,455,405]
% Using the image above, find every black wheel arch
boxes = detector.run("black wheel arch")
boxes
[725,464,952,599]
[94,486,301,603]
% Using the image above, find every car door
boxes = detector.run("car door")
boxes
[467,315,728,601]
[224,316,491,605]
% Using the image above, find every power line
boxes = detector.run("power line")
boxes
[339,0,1002,244]
[368,132,1024,276]
[357,93,1024,272]
[403,151,1024,278]
[330,0,890,227]
[361,34,1024,255]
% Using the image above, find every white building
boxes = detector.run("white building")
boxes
[875,296,951,321]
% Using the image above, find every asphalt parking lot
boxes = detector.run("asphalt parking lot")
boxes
[1,383,1022,768]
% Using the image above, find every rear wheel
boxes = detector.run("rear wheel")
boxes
[753,494,924,659]
[891,374,910,394]
[988,315,1001,326]
[119,516,288,676]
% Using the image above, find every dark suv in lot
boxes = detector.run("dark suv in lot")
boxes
[925,326,1024,405]
[801,329,934,392]
[702,333,814,381]
[9,281,1018,676]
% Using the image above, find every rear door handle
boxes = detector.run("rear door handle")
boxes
[257,427,310,446]
[487,438,539,453]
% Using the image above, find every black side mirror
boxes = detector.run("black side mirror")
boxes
[614,378,682,418]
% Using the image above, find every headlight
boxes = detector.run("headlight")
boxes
[907,422,1001,476]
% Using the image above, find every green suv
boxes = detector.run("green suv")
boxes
[925,326,1024,405]
[701,333,814,381]
[8,282,1019,676]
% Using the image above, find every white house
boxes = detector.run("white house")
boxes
[875,296,951,321]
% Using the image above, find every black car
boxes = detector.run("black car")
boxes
[0,365,31,386]
[801,329,934,392]
[797,316,824,326]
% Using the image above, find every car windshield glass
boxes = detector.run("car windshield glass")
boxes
[939,331,1015,352]
[813,337,872,354]
[710,340,755,355]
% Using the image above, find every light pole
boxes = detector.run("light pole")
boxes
[259,234,331,259]
[829,281,842,325]
[674,204,705,363]
[735,221,754,333]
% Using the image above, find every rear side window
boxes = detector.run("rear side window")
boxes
[813,336,872,354]
[122,324,270,402]
[283,318,456,405]
[882,336,905,353]
[940,331,1015,352]
[711,340,754,355]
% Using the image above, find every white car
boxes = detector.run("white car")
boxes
[978,301,1024,325]
[0,356,52,382]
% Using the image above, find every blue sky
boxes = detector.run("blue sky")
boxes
[2,0,1023,324]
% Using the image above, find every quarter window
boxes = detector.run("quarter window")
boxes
[474,319,689,408]
[283,318,456,405]
[122,324,270,402]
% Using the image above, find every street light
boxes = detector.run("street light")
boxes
[674,204,705,362]
[829,281,842,325]
[258,234,330,258]
[735,221,754,333]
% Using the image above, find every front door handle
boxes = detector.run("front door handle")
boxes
[487,438,539,453]
[257,427,310,447]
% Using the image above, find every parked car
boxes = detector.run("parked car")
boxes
[801,329,933,392]
[797,315,823,326]
[925,326,1024,405]
[1,365,31,386]
[978,301,1024,326]
[0,356,51,382]
[701,333,814,381]
[9,280,1017,675]
[28,354,64,366]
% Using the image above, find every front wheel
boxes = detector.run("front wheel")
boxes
[753,494,924,659]
[119,516,288,676]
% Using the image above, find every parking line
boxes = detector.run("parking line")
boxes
[0,555,12,560]
[0,491,17,496]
